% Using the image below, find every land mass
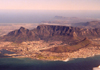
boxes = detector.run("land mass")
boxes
[0,24,100,61]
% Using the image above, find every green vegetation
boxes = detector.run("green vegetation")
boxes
[11,42,18,46]
[36,54,46,59]
[11,42,21,47]
[36,54,63,60]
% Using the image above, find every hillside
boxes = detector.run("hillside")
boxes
[0,25,100,60]
[74,21,100,28]
[1,25,100,43]
[41,37,91,53]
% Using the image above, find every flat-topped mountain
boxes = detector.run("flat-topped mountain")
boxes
[35,25,100,38]
[1,25,100,43]
[1,25,100,60]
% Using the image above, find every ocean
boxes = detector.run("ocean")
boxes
[0,55,100,70]
[0,10,100,23]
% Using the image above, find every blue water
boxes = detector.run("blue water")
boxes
[0,55,100,70]
[0,10,100,23]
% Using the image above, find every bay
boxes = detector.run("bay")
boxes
[0,55,100,70]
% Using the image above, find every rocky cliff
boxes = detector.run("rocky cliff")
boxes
[1,25,100,43]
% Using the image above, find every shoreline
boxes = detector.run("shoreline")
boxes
[0,40,100,62]
[1,54,100,62]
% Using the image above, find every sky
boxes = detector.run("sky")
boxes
[0,0,100,10]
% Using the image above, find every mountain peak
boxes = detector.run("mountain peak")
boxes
[83,37,89,40]
[20,27,26,30]
[1,25,100,43]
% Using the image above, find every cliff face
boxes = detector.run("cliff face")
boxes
[36,25,100,38]
[1,25,100,43]
[36,25,76,36]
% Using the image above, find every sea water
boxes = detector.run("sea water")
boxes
[0,10,100,23]
[0,55,100,70]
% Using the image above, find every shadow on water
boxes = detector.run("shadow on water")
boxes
[0,55,100,70]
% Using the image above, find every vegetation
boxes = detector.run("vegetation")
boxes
[36,54,46,59]
[36,54,63,60]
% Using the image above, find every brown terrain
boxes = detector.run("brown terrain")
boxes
[41,37,91,53]
[1,24,100,43]
[73,21,100,28]
[42,16,98,26]
[0,23,38,36]
[0,24,100,60]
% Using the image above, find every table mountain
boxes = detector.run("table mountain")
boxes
[1,25,100,43]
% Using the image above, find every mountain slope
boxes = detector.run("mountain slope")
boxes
[1,27,39,42]
[41,37,91,53]
[74,21,100,28]
[1,25,100,43]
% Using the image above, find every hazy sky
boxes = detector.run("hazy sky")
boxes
[0,0,100,10]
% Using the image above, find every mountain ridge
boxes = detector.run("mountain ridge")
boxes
[1,25,100,43]
[41,37,91,53]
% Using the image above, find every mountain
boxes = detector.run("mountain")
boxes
[41,16,98,26]
[1,27,39,43]
[1,25,100,43]
[41,37,91,53]
[74,21,100,28]
[34,25,100,39]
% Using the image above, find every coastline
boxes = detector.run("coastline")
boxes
[0,55,100,70]
[0,40,100,62]
[4,53,100,62]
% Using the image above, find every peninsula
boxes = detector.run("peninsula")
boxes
[0,24,100,61]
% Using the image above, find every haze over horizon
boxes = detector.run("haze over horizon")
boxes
[0,0,100,23]
[0,0,100,10]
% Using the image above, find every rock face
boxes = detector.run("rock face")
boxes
[2,27,39,43]
[36,25,100,36]
[1,25,100,43]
